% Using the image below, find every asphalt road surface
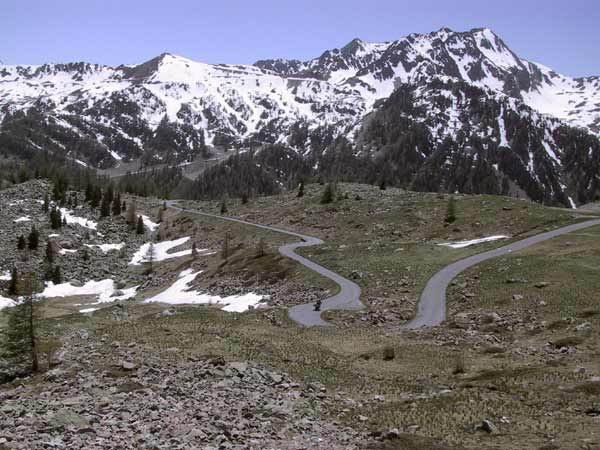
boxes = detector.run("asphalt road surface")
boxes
[168,202,363,326]
[402,219,600,329]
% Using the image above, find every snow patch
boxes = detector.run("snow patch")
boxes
[438,235,509,249]
[14,216,31,222]
[85,243,125,253]
[144,269,264,312]
[129,236,203,265]
[40,279,138,304]
[141,215,159,232]
[59,208,98,230]
[0,295,15,310]
[0,270,12,281]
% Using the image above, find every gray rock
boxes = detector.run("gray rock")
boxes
[48,408,90,429]
[478,419,498,434]
[121,361,136,371]
[576,322,592,333]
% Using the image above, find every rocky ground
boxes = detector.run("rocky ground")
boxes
[0,330,368,450]
[0,180,148,289]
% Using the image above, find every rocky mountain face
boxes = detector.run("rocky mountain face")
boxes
[1,28,599,205]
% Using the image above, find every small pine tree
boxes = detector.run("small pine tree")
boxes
[50,207,62,229]
[297,180,305,198]
[122,200,127,212]
[136,216,144,235]
[100,195,111,218]
[157,207,164,223]
[8,267,18,295]
[144,243,155,274]
[2,273,41,372]
[28,226,39,250]
[45,241,55,263]
[112,192,122,216]
[445,196,457,224]
[320,183,335,204]
[221,231,230,260]
[220,198,228,214]
[379,178,386,190]
[191,242,198,259]
[52,266,62,285]
[17,235,26,250]
[126,201,137,228]
[42,193,49,212]
[82,247,90,262]
[256,237,266,258]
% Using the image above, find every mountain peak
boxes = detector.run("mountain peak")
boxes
[341,38,366,55]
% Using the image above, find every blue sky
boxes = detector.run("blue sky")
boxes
[2,0,599,76]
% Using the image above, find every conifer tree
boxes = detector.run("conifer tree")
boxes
[50,207,62,229]
[445,196,457,224]
[42,193,49,213]
[144,243,155,274]
[256,237,266,258]
[220,198,228,214]
[45,241,55,263]
[28,226,39,250]
[8,267,18,295]
[112,192,122,216]
[52,266,62,285]
[221,231,230,260]
[126,201,137,228]
[136,216,145,234]
[17,235,26,250]
[100,195,111,218]
[2,272,41,372]
[320,183,335,204]
[297,180,305,198]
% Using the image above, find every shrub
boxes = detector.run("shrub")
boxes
[382,346,395,361]
[320,183,335,204]
[453,352,468,374]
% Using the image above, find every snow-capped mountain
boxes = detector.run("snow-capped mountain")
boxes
[258,27,600,134]
[0,27,599,206]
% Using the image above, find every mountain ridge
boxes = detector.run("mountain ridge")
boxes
[0,27,599,206]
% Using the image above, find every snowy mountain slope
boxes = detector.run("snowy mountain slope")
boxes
[0,53,366,167]
[258,28,600,134]
[0,27,599,206]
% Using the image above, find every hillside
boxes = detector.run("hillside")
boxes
[1,180,599,449]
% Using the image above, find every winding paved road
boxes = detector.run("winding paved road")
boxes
[403,218,600,329]
[169,202,600,328]
[167,202,363,326]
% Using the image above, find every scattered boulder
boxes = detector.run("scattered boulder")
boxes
[48,408,90,430]
[575,322,592,333]
[476,419,498,434]
[121,360,136,371]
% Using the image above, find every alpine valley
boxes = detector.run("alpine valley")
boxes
[2,27,600,206]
